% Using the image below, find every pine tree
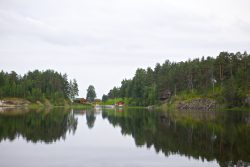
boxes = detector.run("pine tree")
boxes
[86,85,96,102]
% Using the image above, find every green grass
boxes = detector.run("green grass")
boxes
[27,103,43,109]
[27,102,94,110]
[172,90,201,102]
[101,98,124,105]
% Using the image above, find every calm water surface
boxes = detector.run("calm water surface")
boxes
[0,108,250,167]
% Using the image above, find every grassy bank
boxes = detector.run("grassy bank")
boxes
[28,103,93,110]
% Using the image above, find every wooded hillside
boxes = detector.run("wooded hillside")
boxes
[104,52,250,107]
[0,70,78,105]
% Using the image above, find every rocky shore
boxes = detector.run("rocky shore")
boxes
[176,98,218,111]
[0,98,30,107]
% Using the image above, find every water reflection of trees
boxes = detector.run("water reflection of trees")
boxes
[0,109,78,143]
[73,109,97,129]
[102,109,250,167]
[86,110,96,129]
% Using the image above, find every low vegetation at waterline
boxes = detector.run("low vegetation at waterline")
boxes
[103,51,250,109]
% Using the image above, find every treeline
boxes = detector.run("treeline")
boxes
[0,70,79,105]
[103,52,250,107]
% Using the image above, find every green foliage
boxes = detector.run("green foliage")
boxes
[28,88,44,102]
[69,79,79,102]
[102,94,108,102]
[102,98,123,105]
[222,78,245,107]
[104,52,250,107]
[86,85,96,102]
[172,90,200,101]
[0,70,78,103]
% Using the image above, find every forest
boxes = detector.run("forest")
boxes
[0,70,79,105]
[104,52,250,107]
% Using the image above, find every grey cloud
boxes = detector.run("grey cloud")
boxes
[0,10,103,47]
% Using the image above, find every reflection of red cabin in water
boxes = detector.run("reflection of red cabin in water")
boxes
[115,101,124,107]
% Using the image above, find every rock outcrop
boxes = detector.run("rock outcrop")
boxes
[176,98,218,111]
[0,98,30,107]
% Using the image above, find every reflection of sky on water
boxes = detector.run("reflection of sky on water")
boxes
[0,112,218,167]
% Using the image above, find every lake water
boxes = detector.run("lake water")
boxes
[0,108,250,167]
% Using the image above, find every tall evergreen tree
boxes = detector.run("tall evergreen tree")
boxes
[86,85,96,102]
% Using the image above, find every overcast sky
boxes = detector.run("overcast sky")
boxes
[0,0,250,98]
